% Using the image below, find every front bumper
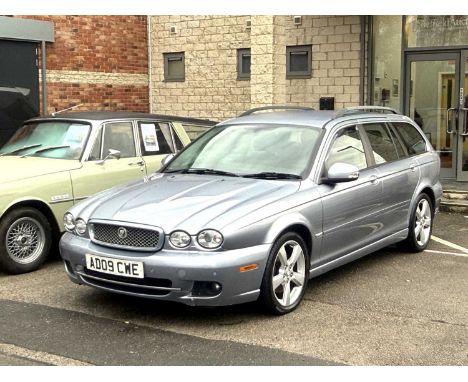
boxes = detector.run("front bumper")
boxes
[59,233,270,307]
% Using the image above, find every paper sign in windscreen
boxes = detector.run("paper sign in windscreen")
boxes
[141,123,160,152]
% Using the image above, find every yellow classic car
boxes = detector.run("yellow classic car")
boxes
[0,111,216,274]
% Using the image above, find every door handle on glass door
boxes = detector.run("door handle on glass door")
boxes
[460,108,468,136]
[446,108,457,134]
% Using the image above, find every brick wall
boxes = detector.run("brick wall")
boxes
[19,16,149,114]
[284,15,362,109]
[150,15,363,121]
[149,15,251,121]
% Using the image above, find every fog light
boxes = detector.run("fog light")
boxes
[192,281,223,297]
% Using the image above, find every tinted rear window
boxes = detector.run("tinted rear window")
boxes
[391,122,427,155]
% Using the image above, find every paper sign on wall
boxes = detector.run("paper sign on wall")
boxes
[141,123,160,152]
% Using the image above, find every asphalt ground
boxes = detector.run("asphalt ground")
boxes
[0,211,466,366]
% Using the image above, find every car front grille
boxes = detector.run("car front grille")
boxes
[90,221,162,251]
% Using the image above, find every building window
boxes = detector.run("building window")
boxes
[237,48,251,80]
[163,52,185,82]
[286,45,312,79]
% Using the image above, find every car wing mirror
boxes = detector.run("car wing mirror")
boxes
[322,162,359,184]
[96,149,121,165]
[162,153,175,167]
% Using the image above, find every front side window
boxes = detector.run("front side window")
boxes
[138,122,174,156]
[164,124,322,178]
[362,123,399,164]
[103,122,136,159]
[392,122,428,155]
[325,126,367,171]
[0,121,91,160]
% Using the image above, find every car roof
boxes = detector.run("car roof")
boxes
[27,111,218,125]
[218,108,407,129]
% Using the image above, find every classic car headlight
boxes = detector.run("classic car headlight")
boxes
[169,230,191,248]
[75,219,87,235]
[197,229,223,249]
[63,213,75,232]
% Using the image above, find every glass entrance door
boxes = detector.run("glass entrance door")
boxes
[405,50,468,180]
[457,51,468,181]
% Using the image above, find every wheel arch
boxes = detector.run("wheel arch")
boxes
[1,199,60,239]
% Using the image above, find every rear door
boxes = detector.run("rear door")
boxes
[360,122,420,236]
[70,121,145,201]
[318,124,383,265]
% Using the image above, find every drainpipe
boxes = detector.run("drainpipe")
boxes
[147,15,153,113]
[359,16,366,105]
[41,40,47,115]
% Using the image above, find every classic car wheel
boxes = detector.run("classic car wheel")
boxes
[399,193,433,253]
[259,232,309,315]
[0,207,52,274]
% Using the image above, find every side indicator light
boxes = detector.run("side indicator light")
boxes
[240,264,258,272]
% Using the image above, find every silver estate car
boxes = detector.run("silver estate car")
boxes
[59,106,442,315]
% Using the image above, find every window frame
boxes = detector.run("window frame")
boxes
[163,52,185,82]
[359,122,402,166]
[237,48,251,80]
[286,45,312,79]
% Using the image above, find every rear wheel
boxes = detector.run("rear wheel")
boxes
[399,193,433,253]
[0,207,52,274]
[259,232,309,315]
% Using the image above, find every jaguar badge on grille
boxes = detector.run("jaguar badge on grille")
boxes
[117,227,128,239]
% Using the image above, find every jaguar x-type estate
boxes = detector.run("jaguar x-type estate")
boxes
[59,106,441,315]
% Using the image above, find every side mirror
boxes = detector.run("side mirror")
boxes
[162,153,175,167]
[96,149,121,165]
[323,163,359,184]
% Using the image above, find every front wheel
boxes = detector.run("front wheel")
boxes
[0,207,52,274]
[399,193,433,253]
[259,232,309,315]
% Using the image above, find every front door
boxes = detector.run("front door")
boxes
[405,50,468,181]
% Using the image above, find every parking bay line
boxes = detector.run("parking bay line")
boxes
[430,235,468,255]
[0,343,91,366]
[424,249,468,258]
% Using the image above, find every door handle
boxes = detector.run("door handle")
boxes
[460,108,468,136]
[128,160,145,166]
[446,108,457,134]
[410,163,416,172]
[369,175,379,185]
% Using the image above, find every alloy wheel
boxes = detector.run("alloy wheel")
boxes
[5,217,45,264]
[414,199,432,247]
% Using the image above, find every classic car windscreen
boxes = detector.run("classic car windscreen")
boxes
[0,121,91,160]
[164,124,322,178]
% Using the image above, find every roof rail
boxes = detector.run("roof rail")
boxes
[334,106,400,118]
[238,105,314,117]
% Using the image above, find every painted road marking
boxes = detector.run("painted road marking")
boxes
[0,343,91,366]
[424,249,468,258]
[431,235,468,255]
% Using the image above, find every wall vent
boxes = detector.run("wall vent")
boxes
[170,25,177,34]
[293,16,302,26]
[245,19,251,30]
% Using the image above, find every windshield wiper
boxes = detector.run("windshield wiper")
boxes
[0,144,42,157]
[242,172,302,180]
[22,145,71,157]
[164,168,239,177]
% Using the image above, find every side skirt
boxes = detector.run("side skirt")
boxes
[309,228,408,279]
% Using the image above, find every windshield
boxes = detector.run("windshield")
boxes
[0,121,91,160]
[164,124,322,178]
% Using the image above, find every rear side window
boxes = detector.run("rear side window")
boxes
[362,123,399,164]
[392,122,427,156]
[138,122,174,156]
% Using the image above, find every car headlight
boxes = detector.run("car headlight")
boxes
[169,230,191,248]
[75,219,87,235]
[64,213,75,232]
[197,229,223,249]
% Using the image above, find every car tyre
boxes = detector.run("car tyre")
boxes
[259,232,309,315]
[399,193,433,253]
[0,207,52,274]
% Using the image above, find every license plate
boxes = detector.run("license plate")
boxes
[85,254,144,279]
